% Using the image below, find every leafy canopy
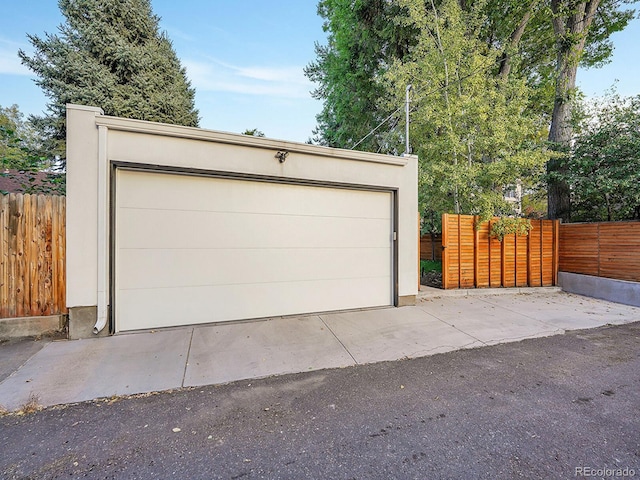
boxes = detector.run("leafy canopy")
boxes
[559,92,640,221]
[384,0,549,224]
[304,0,417,152]
[0,104,65,195]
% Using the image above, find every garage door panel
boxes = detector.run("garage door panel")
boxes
[118,208,391,250]
[119,170,392,220]
[117,277,392,331]
[115,170,393,331]
[117,247,390,290]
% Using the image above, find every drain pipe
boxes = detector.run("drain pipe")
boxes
[94,125,109,335]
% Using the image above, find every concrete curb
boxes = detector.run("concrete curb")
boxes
[417,286,562,300]
[0,315,66,340]
[558,272,640,308]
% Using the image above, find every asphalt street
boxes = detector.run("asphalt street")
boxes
[1,321,639,479]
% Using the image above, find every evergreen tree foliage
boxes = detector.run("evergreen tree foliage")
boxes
[19,0,199,161]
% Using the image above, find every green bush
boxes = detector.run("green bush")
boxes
[420,260,442,274]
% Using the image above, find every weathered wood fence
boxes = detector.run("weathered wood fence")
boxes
[441,214,559,290]
[0,194,67,318]
[559,221,640,283]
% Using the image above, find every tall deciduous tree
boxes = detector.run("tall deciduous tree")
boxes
[560,93,640,221]
[306,0,636,163]
[304,0,417,152]
[385,0,549,222]
[0,104,40,170]
[19,0,199,162]
[546,0,635,221]
[1,104,65,194]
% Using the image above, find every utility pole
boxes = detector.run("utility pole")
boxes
[405,84,412,155]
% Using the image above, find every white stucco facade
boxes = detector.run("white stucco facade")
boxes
[66,104,418,336]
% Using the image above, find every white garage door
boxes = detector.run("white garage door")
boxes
[114,169,394,331]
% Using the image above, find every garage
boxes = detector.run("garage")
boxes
[114,168,394,331]
[65,105,417,338]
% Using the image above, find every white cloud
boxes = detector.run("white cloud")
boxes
[0,39,30,76]
[183,57,312,99]
[163,25,196,43]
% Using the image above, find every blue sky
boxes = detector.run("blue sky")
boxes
[0,1,638,143]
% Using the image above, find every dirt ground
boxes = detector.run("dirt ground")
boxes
[420,270,443,288]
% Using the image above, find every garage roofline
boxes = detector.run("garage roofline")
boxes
[94,115,409,167]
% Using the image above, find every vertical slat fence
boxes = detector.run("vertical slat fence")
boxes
[441,214,559,290]
[0,193,67,318]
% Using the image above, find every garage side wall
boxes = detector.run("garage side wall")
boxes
[66,104,418,337]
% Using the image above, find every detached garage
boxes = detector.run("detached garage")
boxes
[66,105,418,338]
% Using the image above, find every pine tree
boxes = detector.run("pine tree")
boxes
[19,0,199,161]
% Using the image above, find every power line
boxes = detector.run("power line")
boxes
[349,55,501,150]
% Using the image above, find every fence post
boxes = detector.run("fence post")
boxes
[526,221,532,287]
[552,220,559,286]
[597,222,601,278]
[441,213,449,289]
[500,233,506,288]
[457,214,462,289]
[473,216,479,288]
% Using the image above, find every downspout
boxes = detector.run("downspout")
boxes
[94,124,109,334]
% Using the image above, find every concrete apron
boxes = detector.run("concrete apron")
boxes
[1,291,639,412]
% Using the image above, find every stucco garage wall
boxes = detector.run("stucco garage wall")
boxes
[66,104,418,337]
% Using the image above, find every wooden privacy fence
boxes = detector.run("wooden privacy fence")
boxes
[559,221,640,283]
[441,214,559,290]
[0,194,66,318]
[420,234,442,262]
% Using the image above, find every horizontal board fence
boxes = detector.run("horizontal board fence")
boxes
[420,234,442,262]
[441,214,559,290]
[559,221,640,283]
[0,194,67,318]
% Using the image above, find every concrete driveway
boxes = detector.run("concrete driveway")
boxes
[1,289,639,411]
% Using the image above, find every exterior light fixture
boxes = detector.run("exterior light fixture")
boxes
[275,151,289,163]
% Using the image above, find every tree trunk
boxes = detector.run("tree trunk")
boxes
[498,3,537,81]
[547,49,576,221]
[547,0,601,221]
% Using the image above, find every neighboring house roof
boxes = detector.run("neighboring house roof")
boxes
[0,169,65,195]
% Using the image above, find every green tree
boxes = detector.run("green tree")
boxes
[559,93,640,221]
[546,0,636,221]
[0,104,42,170]
[306,0,635,160]
[384,0,549,222]
[0,104,65,195]
[19,0,199,162]
[242,128,265,137]
[304,0,417,152]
